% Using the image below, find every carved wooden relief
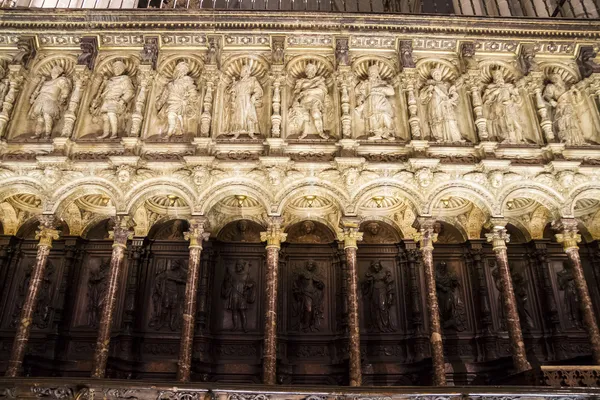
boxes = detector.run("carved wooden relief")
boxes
[286,221,335,244]
[360,221,399,244]
[217,219,263,243]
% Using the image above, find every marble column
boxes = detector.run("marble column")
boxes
[6,215,60,377]
[91,216,134,379]
[177,217,210,382]
[338,219,363,387]
[260,217,287,385]
[553,218,600,364]
[485,218,531,373]
[413,217,446,386]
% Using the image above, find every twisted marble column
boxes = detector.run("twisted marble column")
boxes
[91,216,134,378]
[413,217,446,386]
[554,218,600,364]
[486,219,531,373]
[6,215,60,377]
[177,217,210,382]
[338,220,363,387]
[260,217,286,384]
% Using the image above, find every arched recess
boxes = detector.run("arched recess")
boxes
[285,220,336,244]
[572,196,600,241]
[425,183,495,217]
[497,184,562,217]
[431,194,489,241]
[503,197,553,241]
[198,182,272,216]
[148,219,190,240]
[360,220,401,244]
[205,194,268,237]
[83,218,112,240]
[54,190,117,237]
[216,219,264,243]
[15,217,70,239]
[0,193,44,236]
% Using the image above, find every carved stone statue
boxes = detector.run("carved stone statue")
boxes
[225,64,263,139]
[292,260,325,332]
[86,259,109,328]
[149,259,187,331]
[362,222,397,244]
[557,261,583,329]
[0,64,8,106]
[483,69,525,144]
[221,260,256,332]
[435,262,466,331]
[355,64,395,140]
[288,63,330,139]
[362,260,395,332]
[28,65,72,139]
[156,61,199,138]
[543,73,587,146]
[420,66,464,143]
[492,265,534,330]
[90,60,135,139]
[11,262,54,330]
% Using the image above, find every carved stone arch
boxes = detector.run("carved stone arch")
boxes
[479,60,521,84]
[198,182,271,216]
[51,182,119,216]
[221,54,270,83]
[157,53,205,80]
[286,54,335,83]
[125,182,195,215]
[416,58,460,82]
[285,219,336,244]
[83,217,112,240]
[30,53,78,77]
[359,218,401,244]
[497,184,563,217]
[148,218,190,240]
[0,182,46,207]
[15,215,70,239]
[352,54,399,81]
[216,218,264,243]
[503,216,533,243]
[568,186,600,216]
[435,219,467,244]
[275,182,349,217]
[425,183,495,217]
[539,61,581,84]
[351,181,424,216]
[0,201,19,235]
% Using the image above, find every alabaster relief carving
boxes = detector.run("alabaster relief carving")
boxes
[221,259,256,332]
[88,58,136,140]
[292,260,325,332]
[28,64,72,139]
[355,64,396,141]
[225,63,263,139]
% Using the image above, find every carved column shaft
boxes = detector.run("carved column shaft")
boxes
[486,221,531,373]
[91,217,133,379]
[6,216,60,377]
[177,218,209,382]
[0,65,25,139]
[528,73,555,142]
[61,65,90,138]
[130,65,154,137]
[466,74,488,140]
[260,218,287,385]
[336,67,353,138]
[554,219,600,364]
[402,70,421,139]
[270,67,284,138]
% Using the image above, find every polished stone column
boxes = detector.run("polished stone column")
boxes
[554,218,600,364]
[177,217,210,382]
[413,217,446,386]
[486,218,531,373]
[6,215,60,377]
[338,219,363,387]
[260,217,287,385]
[91,216,134,378]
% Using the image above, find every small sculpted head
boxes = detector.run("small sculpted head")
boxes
[431,66,443,82]
[367,222,380,236]
[112,60,127,76]
[302,220,315,234]
[50,65,64,80]
[305,63,318,79]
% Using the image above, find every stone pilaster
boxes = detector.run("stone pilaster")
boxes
[6,215,60,377]
[486,218,531,373]
[260,217,287,385]
[338,219,363,387]
[553,218,600,364]
[413,217,446,386]
[91,216,134,379]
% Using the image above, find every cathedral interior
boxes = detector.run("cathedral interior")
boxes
[0,0,600,398]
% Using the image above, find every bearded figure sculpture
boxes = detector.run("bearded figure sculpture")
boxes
[156,60,199,138]
[90,60,135,140]
[355,64,395,140]
[543,73,587,146]
[225,64,263,139]
[28,64,72,139]
[483,69,526,144]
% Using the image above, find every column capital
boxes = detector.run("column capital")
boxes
[109,215,135,248]
[338,218,363,249]
[485,220,510,251]
[261,217,287,250]
[35,215,60,248]
[184,217,210,249]
[412,217,438,251]
[552,218,581,252]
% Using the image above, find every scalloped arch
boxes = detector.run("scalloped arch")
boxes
[416,57,459,81]
[157,53,205,79]
[274,181,350,216]
[351,182,423,215]
[31,53,78,77]
[497,184,563,216]
[50,182,121,215]
[567,186,600,217]
[0,182,46,208]
[424,183,495,216]
[198,182,272,215]
[95,54,140,77]
[125,183,195,215]
[352,54,398,81]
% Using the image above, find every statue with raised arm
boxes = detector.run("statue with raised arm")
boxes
[355,64,395,140]
[483,69,525,144]
[90,60,135,140]
[543,73,586,146]
[28,65,72,139]
[156,60,199,138]
[226,64,263,139]
[288,62,330,140]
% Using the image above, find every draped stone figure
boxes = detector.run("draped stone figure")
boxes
[420,66,464,143]
[557,261,583,330]
[86,259,109,328]
[225,64,263,139]
[435,262,466,331]
[11,262,55,330]
[149,259,187,331]
[492,265,534,330]
[28,65,72,139]
[221,260,256,332]
[543,73,587,146]
[0,64,8,107]
[483,69,526,144]
[292,260,325,332]
[362,260,395,332]
[90,60,135,139]
[156,61,199,138]
[288,63,330,140]
[355,64,395,141]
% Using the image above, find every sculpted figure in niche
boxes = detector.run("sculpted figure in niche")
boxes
[90,60,135,140]
[362,260,395,332]
[355,64,395,141]
[492,265,534,330]
[420,66,464,143]
[288,63,330,140]
[362,222,397,244]
[543,73,587,146]
[292,260,325,332]
[225,64,263,139]
[293,221,324,243]
[221,260,256,332]
[435,262,466,331]
[86,259,109,328]
[221,220,261,242]
[0,64,8,106]
[28,65,72,139]
[156,60,199,138]
[12,262,54,330]
[149,259,187,331]
[483,69,526,144]
[557,261,583,329]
